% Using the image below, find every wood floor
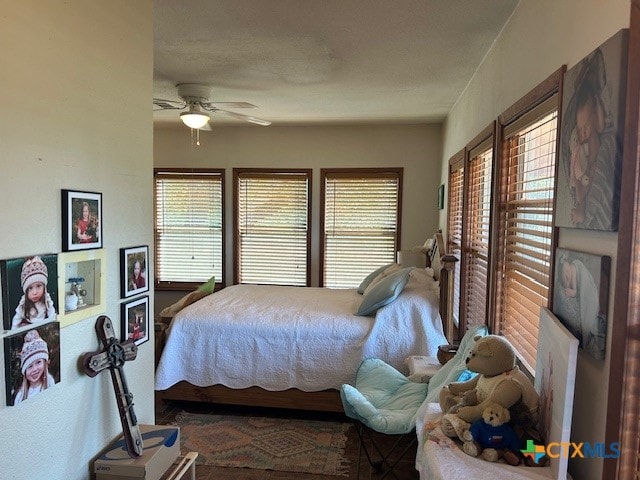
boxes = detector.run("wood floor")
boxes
[156,398,420,480]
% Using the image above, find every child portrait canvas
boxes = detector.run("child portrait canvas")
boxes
[62,189,103,251]
[121,296,149,346]
[120,245,149,298]
[555,29,628,231]
[1,254,58,331]
[3,322,60,406]
[552,247,610,360]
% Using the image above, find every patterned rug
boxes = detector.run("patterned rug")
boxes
[174,411,351,476]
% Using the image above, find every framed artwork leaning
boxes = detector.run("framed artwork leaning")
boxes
[552,247,610,360]
[62,189,103,251]
[121,296,149,346]
[555,29,629,231]
[4,322,60,406]
[1,254,58,331]
[120,245,149,298]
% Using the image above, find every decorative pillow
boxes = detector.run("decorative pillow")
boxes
[355,267,413,316]
[424,324,489,403]
[159,276,216,320]
[363,263,404,295]
[196,275,216,294]
[357,263,396,294]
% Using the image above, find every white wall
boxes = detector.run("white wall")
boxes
[0,2,154,479]
[439,1,630,479]
[154,124,442,307]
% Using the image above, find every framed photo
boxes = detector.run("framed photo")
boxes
[121,296,149,346]
[535,307,578,480]
[62,189,103,251]
[438,184,445,210]
[552,247,610,360]
[120,245,149,298]
[555,29,628,231]
[4,322,60,406]
[1,254,58,331]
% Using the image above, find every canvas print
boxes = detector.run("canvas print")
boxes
[535,307,579,480]
[62,189,102,251]
[121,296,149,346]
[4,322,61,406]
[120,245,149,298]
[1,254,58,331]
[556,29,628,231]
[552,248,610,360]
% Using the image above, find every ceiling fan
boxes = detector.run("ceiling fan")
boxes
[153,84,271,129]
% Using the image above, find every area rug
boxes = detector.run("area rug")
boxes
[174,411,351,476]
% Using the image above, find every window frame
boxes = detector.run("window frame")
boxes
[153,167,225,291]
[319,168,403,288]
[489,68,564,372]
[232,168,312,286]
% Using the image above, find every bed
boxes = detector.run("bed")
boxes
[155,232,457,412]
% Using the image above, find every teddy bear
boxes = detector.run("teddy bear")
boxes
[438,334,539,440]
[461,402,522,465]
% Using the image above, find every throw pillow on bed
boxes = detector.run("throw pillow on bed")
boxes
[357,263,397,294]
[355,267,413,316]
[159,275,215,320]
[363,263,404,296]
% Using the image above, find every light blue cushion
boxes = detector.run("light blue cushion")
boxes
[357,263,396,294]
[424,324,489,403]
[340,358,428,435]
[355,267,413,316]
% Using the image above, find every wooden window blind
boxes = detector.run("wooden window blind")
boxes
[154,169,224,289]
[462,145,493,332]
[497,96,558,371]
[235,170,311,286]
[447,156,464,328]
[321,169,402,289]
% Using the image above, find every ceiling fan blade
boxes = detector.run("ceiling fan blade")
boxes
[153,98,186,110]
[217,109,272,126]
[201,101,257,109]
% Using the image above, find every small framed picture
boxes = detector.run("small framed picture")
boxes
[4,322,60,406]
[1,254,59,331]
[120,245,149,298]
[121,296,149,346]
[438,184,445,210]
[62,190,103,251]
[552,247,610,360]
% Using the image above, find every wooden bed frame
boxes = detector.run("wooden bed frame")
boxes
[155,231,458,412]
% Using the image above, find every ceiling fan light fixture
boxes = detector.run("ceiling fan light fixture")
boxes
[180,104,210,129]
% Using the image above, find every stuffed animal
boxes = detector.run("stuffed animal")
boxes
[439,335,538,439]
[461,402,522,465]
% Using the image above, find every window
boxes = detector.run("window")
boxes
[461,137,494,333]
[321,168,402,288]
[154,169,224,289]
[234,169,311,286]
[447,151,464,328]
[494,94,559,371]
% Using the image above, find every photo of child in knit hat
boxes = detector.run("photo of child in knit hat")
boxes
[3,322,60,406]
[1,254,58,330]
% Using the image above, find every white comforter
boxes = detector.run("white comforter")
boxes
[155,269,446,392]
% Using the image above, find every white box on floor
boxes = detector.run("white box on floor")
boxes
[94,424,180,480]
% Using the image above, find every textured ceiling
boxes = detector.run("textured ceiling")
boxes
[153,0,519,127]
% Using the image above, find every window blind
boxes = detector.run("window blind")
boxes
[236,171,310,286]
[447,159,464,328]
[154,170,223,287]
[498,100,557,371]
[322,170,402,289]
[463,146,493,332]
